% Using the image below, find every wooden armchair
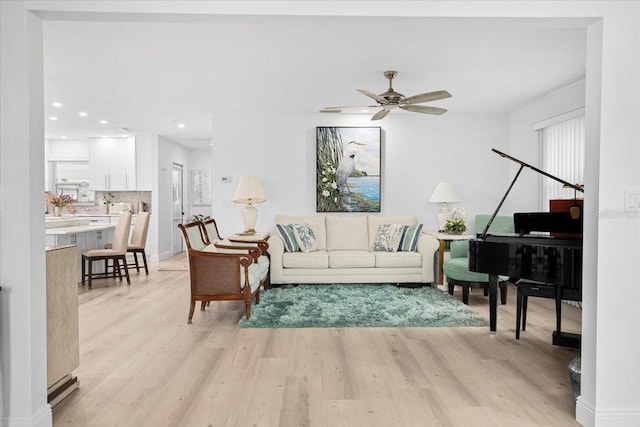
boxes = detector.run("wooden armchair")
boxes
[178,222,261,322]
[200,218,270,289]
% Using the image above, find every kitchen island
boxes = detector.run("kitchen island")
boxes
[46,217,115,282]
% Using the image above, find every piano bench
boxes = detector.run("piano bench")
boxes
[516,280,581,341]
[446,278,508,305]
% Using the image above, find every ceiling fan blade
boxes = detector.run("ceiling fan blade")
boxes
[371,109,391,120]
[399,104,448,115]
[402,90,452,105]
[357,89,389,105]
[321,105,382,114]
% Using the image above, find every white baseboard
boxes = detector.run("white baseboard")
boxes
[576,397,640,427]
[1,404,52,427]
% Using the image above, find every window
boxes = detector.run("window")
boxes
[538,115,585,210]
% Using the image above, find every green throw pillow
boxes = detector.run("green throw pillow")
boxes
[371,224,405,252]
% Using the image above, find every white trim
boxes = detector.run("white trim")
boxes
[0,404,52,427]
[532,107,586,131]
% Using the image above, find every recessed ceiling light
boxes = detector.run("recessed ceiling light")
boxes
[177,123,185,129]
[360,109,370,113]
[99,120,108,124]
[51,102,62,108]
[60,136,67,139]
[49,116,58,121]
[79,112,88,117]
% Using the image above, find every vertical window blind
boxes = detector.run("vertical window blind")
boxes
[539,115,585,210]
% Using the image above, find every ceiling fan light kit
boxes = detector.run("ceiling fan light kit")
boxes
[321,70,452,121]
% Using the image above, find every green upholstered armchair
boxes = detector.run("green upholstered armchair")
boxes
[443,214,514,305]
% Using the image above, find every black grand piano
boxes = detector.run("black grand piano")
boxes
[468,149,583,348]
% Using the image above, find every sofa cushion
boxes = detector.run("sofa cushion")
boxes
[292,223,319,253]
[275,215,326,249]
[371,224,405,252]
[326,216,369,251]
[275,224,299,252]
[282,250,329,269]
[375,251,422,268]
[367,215,417,246]
[328,250,376,268]
[398,224,423,252]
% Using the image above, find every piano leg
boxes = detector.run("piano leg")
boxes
[489,274,499,332]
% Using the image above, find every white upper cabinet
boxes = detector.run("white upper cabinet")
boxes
[89,137,136,190]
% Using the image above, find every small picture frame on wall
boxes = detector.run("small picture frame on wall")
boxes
[191,169,212,206]
[316,126,381,212]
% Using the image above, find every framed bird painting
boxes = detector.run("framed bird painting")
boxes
[316,126,381,212]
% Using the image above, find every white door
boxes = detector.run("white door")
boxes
[172,163,184,255]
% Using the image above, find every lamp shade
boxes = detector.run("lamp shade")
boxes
[233,176,266,204]
[428,181,460,204]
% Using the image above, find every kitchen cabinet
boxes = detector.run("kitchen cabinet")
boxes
[89,137,136,190]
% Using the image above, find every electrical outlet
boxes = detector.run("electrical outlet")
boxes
[625,189,640,211]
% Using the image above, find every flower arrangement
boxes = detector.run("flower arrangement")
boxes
[442,207,468,234]
[102,192,115,206]
[45,191,74,208]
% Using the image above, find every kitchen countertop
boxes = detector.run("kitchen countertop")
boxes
[45,223,115,235]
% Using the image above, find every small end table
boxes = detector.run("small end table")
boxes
[230,231,270,243]
[423,231,474,285]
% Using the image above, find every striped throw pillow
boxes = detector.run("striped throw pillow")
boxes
[276,224,299,252]
[398,224,423,252]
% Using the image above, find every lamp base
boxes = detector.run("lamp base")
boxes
[436,205,452,231]
[241,203,258,234]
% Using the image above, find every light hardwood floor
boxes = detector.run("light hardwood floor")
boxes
[53,253,581,426]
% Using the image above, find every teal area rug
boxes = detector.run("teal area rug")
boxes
[238,284,489,328]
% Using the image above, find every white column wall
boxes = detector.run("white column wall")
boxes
[0,3,52,427]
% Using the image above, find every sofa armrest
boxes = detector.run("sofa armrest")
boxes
[267,235,285,283]
[417,233,439,283]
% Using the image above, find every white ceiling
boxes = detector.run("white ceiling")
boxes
[43,15,587,149]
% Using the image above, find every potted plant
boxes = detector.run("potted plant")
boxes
[442,207,468,234]
[45,191,74,216]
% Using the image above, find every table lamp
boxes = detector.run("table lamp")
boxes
[233,176,266,234]
[429,181,460,230]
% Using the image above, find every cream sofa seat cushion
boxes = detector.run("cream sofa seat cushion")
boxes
[367,215,418,246]
[328,250,376,268]
[275,215,327,250]
[375,251,422,268]
[283,250,329,269]
[326,216,369,251]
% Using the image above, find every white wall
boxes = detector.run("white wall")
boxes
[210,112,509,237]
[188,148,213,221]
[509,80,586,213]
[155,136,190,260]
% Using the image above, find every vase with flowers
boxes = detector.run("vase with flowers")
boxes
[442,207,468,234]
[102,192,115,213]
[45,191,74,216]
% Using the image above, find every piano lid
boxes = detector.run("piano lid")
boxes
[480,148,584,239]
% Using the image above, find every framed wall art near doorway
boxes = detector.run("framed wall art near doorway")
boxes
[316,126,381,212]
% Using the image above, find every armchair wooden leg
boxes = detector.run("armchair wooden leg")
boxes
[201,301,206,311]
[255,290,260,304]
[188,300,196,324]
[448,282,455,296]
[244,301,251,319]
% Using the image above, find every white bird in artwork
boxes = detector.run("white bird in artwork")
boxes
[336,141,366,193]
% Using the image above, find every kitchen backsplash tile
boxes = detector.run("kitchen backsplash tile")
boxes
[74,191,151,214]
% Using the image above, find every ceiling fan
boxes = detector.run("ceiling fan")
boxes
[321,70,452,120]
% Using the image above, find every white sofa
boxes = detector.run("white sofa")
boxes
[267,215,439,286]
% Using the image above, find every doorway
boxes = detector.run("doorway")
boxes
[172,163,184,255]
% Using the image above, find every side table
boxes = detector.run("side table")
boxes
[423,231,474,285]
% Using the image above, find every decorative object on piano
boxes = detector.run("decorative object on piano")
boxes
[233,175,267,235]
[429,181,461,230]
[442,207,467,234]
[562,183,584,220]
[45,191,74,216]
[316,126,381,213]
